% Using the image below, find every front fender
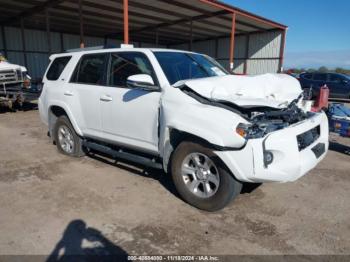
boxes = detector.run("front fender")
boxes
[48,100,83,137]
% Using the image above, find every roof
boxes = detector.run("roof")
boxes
[52,47,199,58]
[0,0,287,46]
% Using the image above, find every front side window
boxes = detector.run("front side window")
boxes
[71,54,107,85]
[153,52,228,85]
[108,52,156,88]
[46,56,71,81]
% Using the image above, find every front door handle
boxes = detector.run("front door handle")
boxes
[100,95,113,102]
[64,91,74,96]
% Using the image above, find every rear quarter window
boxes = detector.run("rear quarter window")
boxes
[46,56,71,81]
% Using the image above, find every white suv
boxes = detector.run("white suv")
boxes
[39,47,329,211]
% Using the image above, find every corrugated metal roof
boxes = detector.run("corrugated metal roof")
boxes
[0,0,287,45]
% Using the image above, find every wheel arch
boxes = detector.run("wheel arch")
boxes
[162,127,240,178]
[48,103,83,139]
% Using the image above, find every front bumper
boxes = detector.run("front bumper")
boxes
[215,112,329,183]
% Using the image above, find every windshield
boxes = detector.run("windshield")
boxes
[153,51,228,85]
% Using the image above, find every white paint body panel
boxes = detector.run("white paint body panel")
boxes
[179,73,302,109]
[39,48,328,183]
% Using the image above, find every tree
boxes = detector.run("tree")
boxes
[318,66,328,73]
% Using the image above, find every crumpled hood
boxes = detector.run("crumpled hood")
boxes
[177,73,303,109]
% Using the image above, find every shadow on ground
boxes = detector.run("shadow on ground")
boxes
[329,141,350,155]
[88,152,261,203]
[0,102,37,114]
[46,220,128,262]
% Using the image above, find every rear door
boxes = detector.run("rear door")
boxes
[66,53,108,138]
[100,51,161,154]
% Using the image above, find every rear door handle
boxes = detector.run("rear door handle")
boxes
[64,91,74,96]
[100,95,113,102]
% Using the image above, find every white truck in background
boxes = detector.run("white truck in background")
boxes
[0,53,31,109]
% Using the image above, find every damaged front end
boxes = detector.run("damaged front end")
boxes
[180,85,310,140]
[235,94,309,139]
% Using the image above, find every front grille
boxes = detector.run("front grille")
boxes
[16,69,23,81]
[0,69,17,83]
[297,125,320,151]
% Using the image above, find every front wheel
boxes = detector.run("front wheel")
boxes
[53,115,85,157]
[171,141,242,211]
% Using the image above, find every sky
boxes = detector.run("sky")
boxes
[224,0,350,69]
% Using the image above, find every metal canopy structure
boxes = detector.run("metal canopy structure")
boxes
[0,0,287,76]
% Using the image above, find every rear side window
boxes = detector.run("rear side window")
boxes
[313,73,327,81]
[46,56,71,81]
[71,54,107,85]
[301,73,312,80]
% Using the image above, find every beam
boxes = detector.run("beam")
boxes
[78,0,84,48]
[243,33,250,74]
[229,12,236,71]
[1,26,7,57]
[123,0,129,44]
[2,0,66,25]
[167,28,281,48]
[278,29,287,73]
[114,10,229,39]
[155,29,159,47]
[189,20,193,51]
[20,19,28,68]
[199,0,287,30]
[45,8,52,54]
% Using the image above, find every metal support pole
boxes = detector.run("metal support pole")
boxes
[214,38,219,59]
[60,33,64,52]
[278,29,287,73]
[78,0,84,48]
[189,19,193,51]
[243,33,250,74]
[123,0,129,44]
[1,26,7,57]
[155,29,159,47]
[45,8,52,54]
[20,18,27,68]
[229,12,236,72]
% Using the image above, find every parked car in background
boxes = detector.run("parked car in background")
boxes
[39,47,329,211]
[299,72,350,99]
[0,53,31,109]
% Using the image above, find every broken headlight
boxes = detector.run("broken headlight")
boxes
[236,121,289,140]
[236,123,265,139]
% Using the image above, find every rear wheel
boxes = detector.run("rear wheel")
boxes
[171,141,242,211]
[53,116,85,157]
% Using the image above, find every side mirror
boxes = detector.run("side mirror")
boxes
[126,74,158,91]
[342,79,349,85]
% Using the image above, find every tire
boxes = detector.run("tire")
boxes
[53,115,85,157]
[171,141,242,211]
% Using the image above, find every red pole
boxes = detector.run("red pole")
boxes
[229,12,236,72]
[78,0,84,48]
[123,0,129,44]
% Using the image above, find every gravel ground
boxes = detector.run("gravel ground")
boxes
[0,106,349,257]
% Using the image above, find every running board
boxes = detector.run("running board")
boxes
[83,140,163,169]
